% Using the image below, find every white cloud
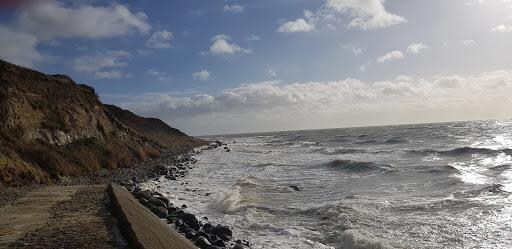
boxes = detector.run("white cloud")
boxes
[208,35,251,55]
[277,18,316,33]
[491,24,512,32]
[193,70,211,81]
[73,50,130,78]
[280,0,405,33]
[115,69,512,134]
[223,4,244,14]
[0,26,42,67]
[146,30,173,48]
[95,70,124,79]
[0,1,150,67]
[406,43,428,54]
[358,62,371,72]
[341,44,363,55]
[147,69,171,82]
[15,0,150,40]
[324,0,406,30]
[267,69,277,77]
[377,50,404,63]
[459,40,476,46]
[245,34,262,41]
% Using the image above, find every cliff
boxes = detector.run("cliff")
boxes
[0,60,204,186]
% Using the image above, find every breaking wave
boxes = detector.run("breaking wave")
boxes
[323,160,396,174]
[408,147,512,157]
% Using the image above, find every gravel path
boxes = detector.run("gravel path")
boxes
[0,185,129,249]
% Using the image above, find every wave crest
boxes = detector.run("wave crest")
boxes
[323,160,396,174]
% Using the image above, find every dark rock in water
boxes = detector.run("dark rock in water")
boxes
[180,213,201,231]
[195,236,211,249]
[225,149,231,152]
[211,239,226,247]
[232,244,245,249]
[203,223,213,233]
[153,206,168,218]
[194,231,211,242]
[212,225,232,241]
[135,191,152,201]
[205,246,223,249]
[156,196,171,207]
[182,204,188,208]
[185,230,196,240]
[149,197,168,208]
[205,193,211,196]
[289,185,301,191]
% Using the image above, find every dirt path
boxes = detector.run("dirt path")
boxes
[0,185,129,249]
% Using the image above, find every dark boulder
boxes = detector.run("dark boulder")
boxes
[232,244,245,249]
[180,213,201,231]
[212,225,232,241]
[212,239,226,247]
[195,236,211,249]
[149,197,168,208]
[194,231,211,242]
[289,185,301,191]
[153,206,168,218]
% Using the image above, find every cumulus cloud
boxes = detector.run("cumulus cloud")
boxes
[377,50,404,63]
[15,0,150,40]
[277,18,315,33]
[324,0,406,29]
[73,50,130,78]
[111,69,512,134]
[193,70,211,81]
[245,34,261,41]
[491,24,512,32]
[0,0,150,67]
[0,25,42,67]
[146,30,173,48]
[279,0,405,33]
[208,35,251,55]
[223,4,244,14]
[94,70,125,79]
[341,44,363,55]
[406,43,428,54]
[459,40,476,46]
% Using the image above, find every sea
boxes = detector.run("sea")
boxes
[141,119,512,249]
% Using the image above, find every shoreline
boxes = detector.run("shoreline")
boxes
[124,141,250,249]
[0,142,248,249]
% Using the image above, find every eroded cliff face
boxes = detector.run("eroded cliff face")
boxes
[0,60,204,186]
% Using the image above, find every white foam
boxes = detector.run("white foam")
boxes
[336,230,390,249]
[214,186,243,214]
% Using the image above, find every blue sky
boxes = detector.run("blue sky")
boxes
[2,0,512,135]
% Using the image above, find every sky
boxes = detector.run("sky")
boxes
[1,0,512,135]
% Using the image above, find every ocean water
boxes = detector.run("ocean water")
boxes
[142,120,512,249]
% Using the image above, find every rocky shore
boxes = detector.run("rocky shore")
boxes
[122,141,250,249]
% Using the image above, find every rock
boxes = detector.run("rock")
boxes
[232,244,245,249]
[203,223,213,233]
[206,246,223,249]
[153,206,168,218]
[212,225,232,241]
[149,197,168,208]
[194,231,211,242]
[182,204,188,208]
[180,213,201,231]
[156,196,171,207]
[135,191,152,201]
[185,230,196,240]
[212,239,226,247]
[289,185,301,191]
[195,236,211,249]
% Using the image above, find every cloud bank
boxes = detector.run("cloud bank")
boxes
[114,69,512,134]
